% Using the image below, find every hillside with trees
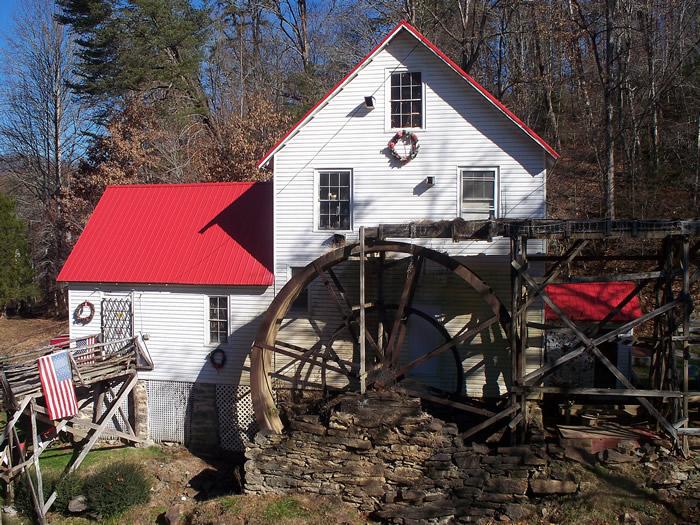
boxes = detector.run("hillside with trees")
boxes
[0,0,698,312]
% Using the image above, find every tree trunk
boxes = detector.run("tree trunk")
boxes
[604,0,616,219]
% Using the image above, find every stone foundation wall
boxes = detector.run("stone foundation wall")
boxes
[244,392,579,523]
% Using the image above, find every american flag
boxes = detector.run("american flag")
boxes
[73,335,98,365]
[38,351,79,420]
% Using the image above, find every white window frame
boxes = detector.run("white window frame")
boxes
[313,168,353,233]
[457,167,500,219]
[205,294,229,346]
[384,69,426,132]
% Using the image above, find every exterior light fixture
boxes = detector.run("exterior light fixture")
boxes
[425,176,435,186]
[364,96,375,108]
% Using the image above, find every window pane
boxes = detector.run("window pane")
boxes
[330,172,338,185]
[401,85,411,99]
[320,187,329,200]
[391,101,400,114]
[412,85,422,99]
[329,201,339,214]
[339,186,349,200]
[340,215,350,230]
[391,114,401,128]
[391,74,400,87]
[400,72,411,84]
[401,114,411,128]
[401,101,411,114]
[320,172,329,186]
[411,72,422,84]
[209,297,217,308]
[320,201,329,215]
[391,86,400,100]
[339,172,349,186]
[320,215,329,228]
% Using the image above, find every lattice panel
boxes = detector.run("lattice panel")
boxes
[216,385,257,451]
[146,380,193,443]
[101,298,132,349]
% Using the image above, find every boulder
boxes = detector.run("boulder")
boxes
[529,479,578,495]
[68,495,88,514]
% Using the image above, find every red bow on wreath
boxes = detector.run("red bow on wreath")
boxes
[388,130,420,163]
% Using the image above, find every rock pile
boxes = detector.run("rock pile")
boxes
[245,391,580,523]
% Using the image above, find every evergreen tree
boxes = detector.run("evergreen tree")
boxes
[57,0,211,122]
[0,194,38,315]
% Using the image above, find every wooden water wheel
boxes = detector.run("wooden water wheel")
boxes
[250,238,512,433]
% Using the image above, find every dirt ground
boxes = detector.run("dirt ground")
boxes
[0,316,66,354]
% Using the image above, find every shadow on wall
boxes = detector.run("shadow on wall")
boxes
[183,311,264,458]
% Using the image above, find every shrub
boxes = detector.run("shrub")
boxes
[52,472,85,513]
[85,462,150,518]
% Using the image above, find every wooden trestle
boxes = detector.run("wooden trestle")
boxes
[369,218,700,452]
[0,336,152,524]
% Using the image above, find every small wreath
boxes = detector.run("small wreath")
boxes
[388,130,420,162]
[73,301,95,325]
[209,348,226,370]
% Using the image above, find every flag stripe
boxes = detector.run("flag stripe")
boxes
[38,351,78,420]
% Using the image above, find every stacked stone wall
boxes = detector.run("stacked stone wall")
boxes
[245,392,580,523]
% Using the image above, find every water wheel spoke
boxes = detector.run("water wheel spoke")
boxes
[328,267,383,360]
[262,342,353,377]
[385,255,423,367]
[374,315,499,388]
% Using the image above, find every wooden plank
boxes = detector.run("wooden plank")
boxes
[395,386,495,417]
[513,386,683,398]
[29,401,44,514]
[460,404,519,440]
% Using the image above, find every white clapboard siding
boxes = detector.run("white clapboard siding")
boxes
[272,30,547,287]
[271,31,547,396]
[67,284,273,384]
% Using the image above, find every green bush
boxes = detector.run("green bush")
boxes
[53,472,85,513]
[13,470,83,519]
[85,462,150,518]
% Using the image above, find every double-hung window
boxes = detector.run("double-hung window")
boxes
[318,170,351,230]
[390,72,422,128]
[460,169,497,220]
[208,296,228,344]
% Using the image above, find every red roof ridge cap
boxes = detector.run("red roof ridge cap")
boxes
[105,181,265,190]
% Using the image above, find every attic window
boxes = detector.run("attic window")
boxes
[390,72,422,128]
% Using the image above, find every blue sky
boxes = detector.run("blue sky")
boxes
[0,0,20,51]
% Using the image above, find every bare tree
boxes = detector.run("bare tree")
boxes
[0,0,90,312]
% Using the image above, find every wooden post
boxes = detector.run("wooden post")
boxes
[29,401,44,516]
[682,236,690,454]
[519,237,529,439]
[359,226,366,394]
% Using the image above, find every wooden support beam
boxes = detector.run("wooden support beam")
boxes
[681,236,691,453]
[523,299,682,386]
[460,404,519,441]
[385,255,423,368]
[395,386,495,417]
[359,226,367,394]
[590,346,678,441]
[513,386,683,398]
[43,374,139,514]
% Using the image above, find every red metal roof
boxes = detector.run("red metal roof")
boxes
[544,282,642,323]
[258,20,559,168]
[58,182,273,286]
